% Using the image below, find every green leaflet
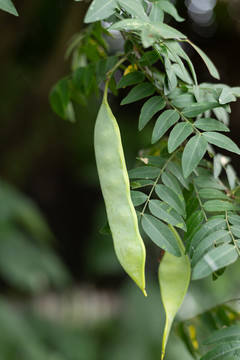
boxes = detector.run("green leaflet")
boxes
[198,188,228,200]
[164,40,198,86]
[117,0,149,21]
[203,132,240,155]
[228,215,240,225]
[141,29,156,48]
[155,184,186,218]
[121,83,155,105]
[187,40,220,80]
[194,176,226,190]
[139,96,166,131]
[161,172,184,200]
[0,0,18,15]
[130,179,154,189]
[141,214,181,256]
[149,2,164,22]
[50,78,75,122]
[164,58,178,95]
[182,102,221,118]
[200,341,240,360]
[159,226,190,359]
[219,87,237,105]
[85,0,117,23]
[185,197,199,220]
[140,155,166,167]
[182,134,208,178]
[171,93,196,108]
[144,22,187,40]
[110,18,145,31]
[192,244,238,280]
[172,63,193,84]
[188,217,226,257]
[168,122,193,153]
[149,200,187,231]
[128,166,160,179]
[152,110,180,144]
[194,118,230,132]
[116,71,145,89]
[203,200,239,212]
[165,45,193,85]
[111,20,187,40]
[203,325,240,346]
[157,0,184,22]
[213,155,222,179]
[225,164,237,190]
[229,225,240,237]
[185,211,204,240]
[138,50,160,66]
[191,230,232,268]
[130,190,148,206]
[167,162,190,189]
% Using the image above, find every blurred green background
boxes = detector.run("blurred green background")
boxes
[0,1,240,359]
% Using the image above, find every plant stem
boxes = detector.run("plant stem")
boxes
[140,151,178,216]
[225,211,240,256]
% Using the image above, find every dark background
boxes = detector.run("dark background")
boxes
[0,1,240,359]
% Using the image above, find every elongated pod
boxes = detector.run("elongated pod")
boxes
[159,226,190,359]
[94,83,146,296]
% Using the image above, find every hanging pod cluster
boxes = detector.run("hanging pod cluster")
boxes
[94,81,191,358]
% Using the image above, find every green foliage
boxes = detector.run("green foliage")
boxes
[0,179,72,359]
[0,180,70,293]
[0,0,18,16]
[50,0,240,358]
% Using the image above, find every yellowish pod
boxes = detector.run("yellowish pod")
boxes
[94,83,146,296]
[159,226,191,359]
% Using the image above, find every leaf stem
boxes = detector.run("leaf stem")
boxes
[193,181,208,222]
[106,56,127,79]
[225,211,240,256]
[140,151,178,216]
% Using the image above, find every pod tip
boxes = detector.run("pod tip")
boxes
[143,288,147,297]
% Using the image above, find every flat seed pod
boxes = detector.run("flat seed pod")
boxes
[94,84,146,295]
[159,227,191,359]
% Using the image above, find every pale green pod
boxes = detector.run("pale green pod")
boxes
[159,226,190,359]
[94,85,146,296]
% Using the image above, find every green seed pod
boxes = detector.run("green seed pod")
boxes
[159,226,190,359]
[94,83,146,296]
